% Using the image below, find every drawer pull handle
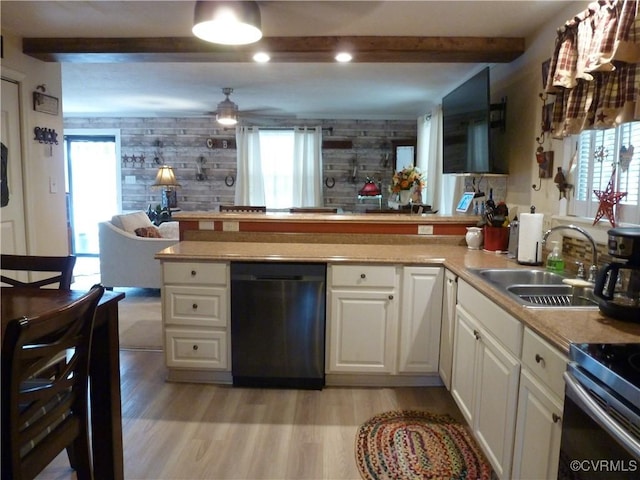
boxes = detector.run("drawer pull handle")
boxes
[388,295,394,300]
[191,270,197,276]
[473,330,480,340]
[192,303,198,310]
[552,413,561,423]
[535,354,545,366]
[192,344,199,351]
[360,273,366,279]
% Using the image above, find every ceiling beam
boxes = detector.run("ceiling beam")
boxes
[23,36,524,63]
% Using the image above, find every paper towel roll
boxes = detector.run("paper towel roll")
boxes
[517,213,544,265]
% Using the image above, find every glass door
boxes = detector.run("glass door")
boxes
[65,135,120,255]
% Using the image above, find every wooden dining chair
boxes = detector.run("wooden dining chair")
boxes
[1,284,105,480]
[1,254,77,289]
[219,205,267,213]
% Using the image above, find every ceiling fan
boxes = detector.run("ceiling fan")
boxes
[211,87,293,125]
[215,87,239,125]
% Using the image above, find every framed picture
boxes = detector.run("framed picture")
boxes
[456,192,475,213]
[541,58,551,90]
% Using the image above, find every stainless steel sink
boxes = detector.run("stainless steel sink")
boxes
[473,268,566,288]
[469,268,599,310]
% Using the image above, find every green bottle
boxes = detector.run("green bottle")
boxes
[546,241,565,273]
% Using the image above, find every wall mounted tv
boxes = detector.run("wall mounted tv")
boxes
[442,67,506,174]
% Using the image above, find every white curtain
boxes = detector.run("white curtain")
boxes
[234,126,264,205]
[417,107,444,209]
[292,126,323,207]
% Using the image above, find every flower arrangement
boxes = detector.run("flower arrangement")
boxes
[389,166,425,194]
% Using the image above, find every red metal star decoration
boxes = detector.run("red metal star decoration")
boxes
[593,167,627,227]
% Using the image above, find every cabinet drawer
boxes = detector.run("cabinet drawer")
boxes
[458,280,523,356]
[164,286,227,328]
[331,265,396,288]
[165,328,228,369]
[163,262,227,286]
[522,328,568,399]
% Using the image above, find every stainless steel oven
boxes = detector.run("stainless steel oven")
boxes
[558,343,640,479]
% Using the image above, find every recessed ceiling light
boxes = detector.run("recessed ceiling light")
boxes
[335,52,353,63]
[253,52,271,63]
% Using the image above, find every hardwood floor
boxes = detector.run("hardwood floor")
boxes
[38,350,464,480]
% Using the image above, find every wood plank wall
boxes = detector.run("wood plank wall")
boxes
[63,117,417,213]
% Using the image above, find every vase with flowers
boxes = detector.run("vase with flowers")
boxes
[389,166,426,205]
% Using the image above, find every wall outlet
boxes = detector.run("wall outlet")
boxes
[418,225,433,235]
[222,221,239,232]
[125,175,137,185]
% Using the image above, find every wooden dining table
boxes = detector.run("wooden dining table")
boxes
[1,287,126,480]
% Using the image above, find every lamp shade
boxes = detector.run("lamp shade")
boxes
[153,166,181,188]
[192,1,262,45]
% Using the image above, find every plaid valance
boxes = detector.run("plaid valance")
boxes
[545,0,640,137]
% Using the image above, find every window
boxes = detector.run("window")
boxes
[236,126,323,208]
[259,130,295,208]
[573,122,640,225]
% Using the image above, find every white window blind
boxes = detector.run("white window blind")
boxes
[573,122,640,225]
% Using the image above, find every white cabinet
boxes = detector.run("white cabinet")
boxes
[438,269,457,389]
[327,264,444,379]
[162,261,230,375]
[327,265,398,373]
[398,266,444,373]
[451,280,522,479]
[512,328,566,480]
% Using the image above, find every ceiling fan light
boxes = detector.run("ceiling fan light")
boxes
[217,113,238,126]
[193,1,262,45]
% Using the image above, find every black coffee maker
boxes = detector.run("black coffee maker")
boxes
[594,227,640,322]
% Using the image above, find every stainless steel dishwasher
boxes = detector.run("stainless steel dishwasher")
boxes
[230,262,326,389]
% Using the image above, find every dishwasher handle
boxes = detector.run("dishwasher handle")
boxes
[232,273,324,282]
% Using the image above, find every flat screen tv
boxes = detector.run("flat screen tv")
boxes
[442,67,505,174]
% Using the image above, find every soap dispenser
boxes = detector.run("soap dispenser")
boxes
[546,241,565,273]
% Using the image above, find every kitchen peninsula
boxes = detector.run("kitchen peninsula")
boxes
[158,214,640,358]
[173,210,478,240]
[156,217,640,480]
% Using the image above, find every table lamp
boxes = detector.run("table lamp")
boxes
[152,166,181,210]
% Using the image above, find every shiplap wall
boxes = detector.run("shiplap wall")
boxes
[64,117,417,212]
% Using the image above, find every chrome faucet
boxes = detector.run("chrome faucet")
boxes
[542,224,599,282]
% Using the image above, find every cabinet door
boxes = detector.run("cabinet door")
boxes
[512,369,563,480]
[439,270,457,389]
[473,325,520,480]
[328,289,396,373]
[450,305,478,425]
[398,267,443,373]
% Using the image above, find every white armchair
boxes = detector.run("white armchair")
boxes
[98,212,179,289]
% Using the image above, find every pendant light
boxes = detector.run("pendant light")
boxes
[216,88,238,126]
[192,1,262,45]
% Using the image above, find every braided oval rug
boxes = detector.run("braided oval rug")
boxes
[355,410,492,480]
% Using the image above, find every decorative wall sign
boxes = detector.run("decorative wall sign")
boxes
[33,92,59,115]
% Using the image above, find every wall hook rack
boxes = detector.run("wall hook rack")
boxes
[33,127,58,145]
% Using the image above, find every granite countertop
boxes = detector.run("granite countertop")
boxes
[172,211,479,224]
[156,241,640,354]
